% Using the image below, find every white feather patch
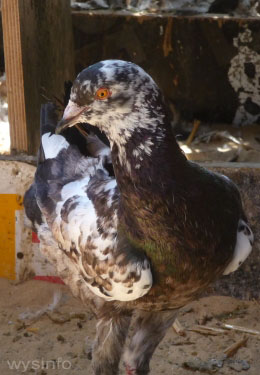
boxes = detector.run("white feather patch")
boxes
[50,172,153,302]
[223,219,253,275]
[41,132,69,159]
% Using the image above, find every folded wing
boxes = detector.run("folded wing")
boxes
[25,103,152,301]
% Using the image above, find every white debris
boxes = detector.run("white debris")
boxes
[0,73,10,154]
[228,27,260,126]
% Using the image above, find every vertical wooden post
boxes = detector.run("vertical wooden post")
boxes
[2,0,27,152]
[2,0,75,154]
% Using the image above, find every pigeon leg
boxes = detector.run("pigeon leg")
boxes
[92,311,132,375]
[123,310,177,375]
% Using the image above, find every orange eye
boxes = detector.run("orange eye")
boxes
[95,88,111,100]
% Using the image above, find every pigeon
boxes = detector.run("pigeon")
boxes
[24,60,253,375]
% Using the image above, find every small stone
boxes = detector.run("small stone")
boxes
[24,332,32,337]
[57,334,65,343]
[87,351,92,360]
[14,321,25,331]
[83,336,93,360]
[226,359,250,372]
[209,359,224,368]
[77,321,83,329]
[183,357,224,372]
[12,335,22,342]
[197,310,213,325]
[181,306,194,314]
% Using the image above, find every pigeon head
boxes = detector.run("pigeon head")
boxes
[56,60,167,144]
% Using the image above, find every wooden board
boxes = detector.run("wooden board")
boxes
[2,0,75,154]
[2,0,27,152]
[0,194,23,279]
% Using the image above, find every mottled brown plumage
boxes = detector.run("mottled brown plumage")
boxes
[25,60,253,375]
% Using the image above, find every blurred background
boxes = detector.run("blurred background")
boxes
[0,0,260,162]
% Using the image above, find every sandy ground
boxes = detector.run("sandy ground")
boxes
[0,278,260,374]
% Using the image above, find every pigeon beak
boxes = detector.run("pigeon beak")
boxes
[55,100,88,134]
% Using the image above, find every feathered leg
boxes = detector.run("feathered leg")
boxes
[123,310,177,375]
[92,312,132,375]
